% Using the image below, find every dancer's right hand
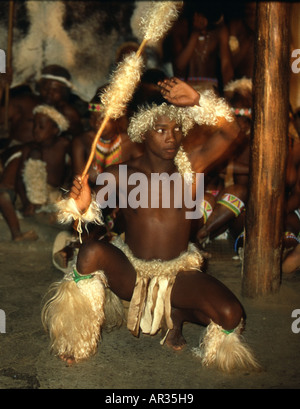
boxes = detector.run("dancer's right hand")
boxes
[70,174,91,213]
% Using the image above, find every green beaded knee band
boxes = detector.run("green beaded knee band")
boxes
[72,268,93,284]
[222,328,235,335]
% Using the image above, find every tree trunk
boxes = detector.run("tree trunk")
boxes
[242,2,291,297]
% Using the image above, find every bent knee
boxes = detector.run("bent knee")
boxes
[76,241,107,274]
[218,300,244,330]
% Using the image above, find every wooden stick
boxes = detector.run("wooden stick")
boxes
[81,115,110,179]
[80,38,148,180]
[4,0,14,132]
[136,39,148,58]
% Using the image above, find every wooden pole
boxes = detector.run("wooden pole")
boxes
[4,0,14,132]
[242,2,291,297]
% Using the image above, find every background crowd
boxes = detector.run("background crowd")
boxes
[0,2,299,275]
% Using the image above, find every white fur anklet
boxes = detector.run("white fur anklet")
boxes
[56,195,103,242]
[41,269,107,363]
[192,320,261,372]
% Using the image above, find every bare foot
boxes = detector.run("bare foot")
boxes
[59,354,76,365]
[164,328,187,351]
[53,249,68,269]
[23,204,36,217]
[13,230,38,242]
[53,245,75,269]
[282,243,300,275]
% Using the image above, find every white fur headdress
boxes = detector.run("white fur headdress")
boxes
[127,91,234,144]
[33,105,70,134]
[224,78,253,97]
[127,91,234,184]
[127,102,194,142]
[127,103,194,183]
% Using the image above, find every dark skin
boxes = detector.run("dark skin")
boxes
[63,80,245,364]
[0,78,82,144]
[169,12,234,87]
[72,111,143,186]
[38,79,83,138]
[0,69,37,238]
[0,69,38,238]
[192,85,300,270]
[282,139,300,274]
[52,111,144,268]
[1,93,40,144]
[227,3,256,79]
[158,78,243,175]
[17,113,70,216]
[195,96,252,244]
[0,149,38,241]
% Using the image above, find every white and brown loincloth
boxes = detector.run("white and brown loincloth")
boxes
[111,235,203,337]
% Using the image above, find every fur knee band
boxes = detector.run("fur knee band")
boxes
[41,270,107,362]
[193,320,260,373]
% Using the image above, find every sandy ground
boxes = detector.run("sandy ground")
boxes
[0,212,300,391]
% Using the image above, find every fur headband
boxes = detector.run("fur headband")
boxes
[127,89,234,143]
[224,78,253,97]
[127,102,194,143]
[40,74,73,89]
[127,103,194,183]
[33,105,70,133]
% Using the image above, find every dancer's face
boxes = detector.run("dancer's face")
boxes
[143,115,183,161]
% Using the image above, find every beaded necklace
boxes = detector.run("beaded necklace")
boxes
[93,134,122,173]
[88,102,123,172]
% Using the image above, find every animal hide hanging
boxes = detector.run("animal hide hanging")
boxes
[0,1,136,102]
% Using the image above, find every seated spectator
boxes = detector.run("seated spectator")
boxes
[0,149,38,241]
[0,64,84,149]
[164,2,234,93]
[17,104,70,216]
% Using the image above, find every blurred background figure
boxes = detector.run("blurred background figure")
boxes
[163,2,234,94]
